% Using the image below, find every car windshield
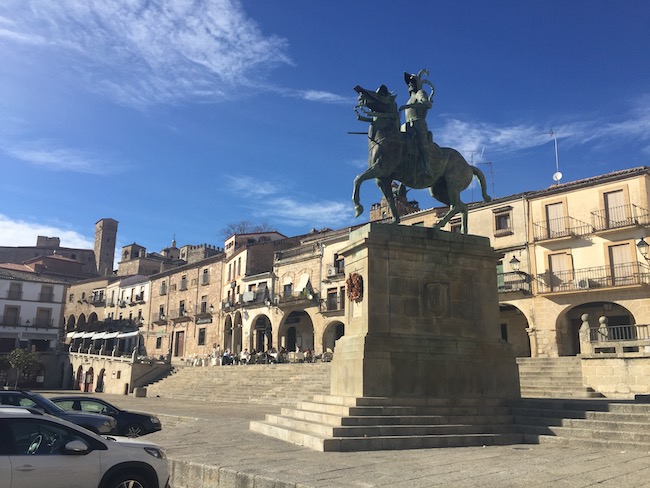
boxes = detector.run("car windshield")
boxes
[31,393,65,413]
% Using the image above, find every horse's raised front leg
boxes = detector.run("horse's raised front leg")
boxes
[376,177,400,224]
[352,164,382,218]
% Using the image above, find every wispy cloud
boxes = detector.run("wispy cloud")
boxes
[298,90,353,104]
[225,175,353,229]
[0,214,93,248]
[437,94,650,163]
[0,139,116,174]
[0,0,293,107]
[225,175,280,197]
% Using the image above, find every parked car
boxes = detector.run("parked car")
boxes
[0,406,169,488]
[51,396,161,437]
[0,390,116,435]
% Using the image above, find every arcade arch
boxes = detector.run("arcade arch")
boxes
[279,310,314,352]
[322,321,345,353]
[249,314,272,352]
[557,301,634,356]
[499,303,531,357]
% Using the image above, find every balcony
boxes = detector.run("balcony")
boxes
[497,272,531,294]
[152,313,167,325]
[533,216,592,242]
[591,204,650,232]
[0,315,23,326]
[277,290,319,307]
[90,297,105,306]
[169,309,192,323]
[6,290,23,300]
[320,293,345,315]
[536,261,650,294]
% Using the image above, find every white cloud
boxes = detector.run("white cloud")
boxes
[0,0,293,107]
[437,94,650,163]
[298,90,352,104]
[225,175,280,197]
[0,214,93,248]
[0,139,115,174]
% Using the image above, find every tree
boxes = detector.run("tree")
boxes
[7,349,39,389]
[219,220,275,240]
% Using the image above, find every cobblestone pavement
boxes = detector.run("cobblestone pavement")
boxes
[41,391,650,488]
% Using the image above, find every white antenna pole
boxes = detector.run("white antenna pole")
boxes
[547,130,562,184]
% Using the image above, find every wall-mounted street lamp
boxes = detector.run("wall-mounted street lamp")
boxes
[637,238,649,260]
[209,304,214,314]
[509,256,521,272]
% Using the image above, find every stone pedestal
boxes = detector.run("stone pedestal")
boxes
[331,223,519,400]
[250,223,521,451]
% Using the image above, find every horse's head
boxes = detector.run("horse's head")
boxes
[354,84,397,116]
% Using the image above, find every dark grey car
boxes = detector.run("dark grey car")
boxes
[0,390,116,434]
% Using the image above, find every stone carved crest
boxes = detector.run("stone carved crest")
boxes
[424,282,449,318]
[346,273,364,303]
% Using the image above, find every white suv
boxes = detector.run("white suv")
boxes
[0,407,169,488]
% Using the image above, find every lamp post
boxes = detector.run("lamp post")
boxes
[637,238,649,260]
[509,256,521,272]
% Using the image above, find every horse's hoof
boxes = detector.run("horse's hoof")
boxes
[354,205,364,217]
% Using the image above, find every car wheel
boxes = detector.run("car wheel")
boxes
[107,473,149,488]
[124,424,145,437]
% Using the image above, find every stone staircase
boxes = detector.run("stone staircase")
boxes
[510,397,650,451]
[517,357,603,398]
[250,395,523,452]
[145,362,331,407]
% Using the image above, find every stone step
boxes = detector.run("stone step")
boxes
[515,416,650,433]
[249,420,523,452]
[518,423,650,443]
[525,432,650,452]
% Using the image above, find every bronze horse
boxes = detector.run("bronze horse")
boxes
[352,84,491,233]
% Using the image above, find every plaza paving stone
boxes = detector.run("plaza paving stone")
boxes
[42,391,650,488]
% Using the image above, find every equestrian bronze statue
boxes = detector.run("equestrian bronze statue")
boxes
[352,70,491,233]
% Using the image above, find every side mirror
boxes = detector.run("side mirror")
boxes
[64,440,89,455]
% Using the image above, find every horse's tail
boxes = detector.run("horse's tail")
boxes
[472,166,492,202]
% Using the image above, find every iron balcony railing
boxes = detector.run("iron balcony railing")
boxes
[591,203,650,231]
[536,261,650,294]
[533,216,593,242]
[497,272,531,294]
[321,293,345,312]
[7,290,23,300]
[275,243,320,261]
[0,315,22,326]
[278,290,319,305]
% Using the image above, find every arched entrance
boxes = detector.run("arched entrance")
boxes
[559,301,634,356]
[279,310,314,352]
[322,321,345,353]
[250,315,272,352]
[76,365,84,391]
[66,315,76,334]
[78,314,87,329]
[83,367,94,392]
[96,368,106,393]
[223,315,233,353]
[499,304,531,357]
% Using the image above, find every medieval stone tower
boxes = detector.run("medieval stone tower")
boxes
[94,218,118,276]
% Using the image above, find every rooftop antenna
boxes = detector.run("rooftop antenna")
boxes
[547,130,562,184]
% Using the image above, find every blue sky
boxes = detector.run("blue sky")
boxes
[1,0,649,257]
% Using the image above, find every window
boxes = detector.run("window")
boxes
[40,285,54,302]
[202,269,210,285]
[200,296,208,313]
[159,282,167,295]
[7,418,89,456]
[198,328,206,346]
[545,202,567,238]
[180,275,187,291]
[158,305,165,320]
[609,243,634,286]
[501,324,508,341]
[69,293,74,303]
[179,300,186,316]
[449,219,462,234]
[283,283,293,298]
[35,308,52,327]
[3,306,20,325]
[493,206,513,237]
[8,283,22,300]
[156,337,162,349]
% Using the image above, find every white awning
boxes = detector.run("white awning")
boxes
[81,332,95,339]
[296,273,310,292]
[71,332,85,339]
[103,332,119,339]
[66,332,75,338]
[116,331,139,338]
[91,332,106,340]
